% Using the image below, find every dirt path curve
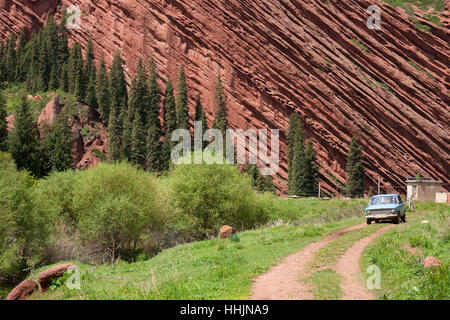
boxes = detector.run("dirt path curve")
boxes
[250,223,366,300]
[335,224,395,300]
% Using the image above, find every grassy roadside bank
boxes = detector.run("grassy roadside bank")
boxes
[361,203,449,300]
[30,215,365,300]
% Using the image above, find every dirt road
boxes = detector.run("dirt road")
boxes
[250,223,366,300]
[250,221,397,300]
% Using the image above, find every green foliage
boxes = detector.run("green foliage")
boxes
[212,74,228,136]
[128,59,150,128]
[0,93,8,151]
[0,153,50,284]
[96,55,110,124]
[146,123,163,173]
[194,93,208,149]
[109,51,128,118]
[345,137,365,198]
[176,64,189,130]
[41,112,73,173]
[147,57,161,135]
[166,161,268,238]
[130,111,147,166]
[362,207,450,300]
[162,79,177,171]
[246,164,275,193]
[351,39,368,53]
[72,162,164,261]
[8,96,42,177]
[84,38,97,109]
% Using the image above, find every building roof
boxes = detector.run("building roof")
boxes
[406,178,442,184]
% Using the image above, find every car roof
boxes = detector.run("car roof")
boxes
[371,194,399,197]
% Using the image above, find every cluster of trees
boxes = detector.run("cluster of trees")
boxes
[287,113,365,198]
[0,15,234,177]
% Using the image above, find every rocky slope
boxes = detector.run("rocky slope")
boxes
[1,0,449,194]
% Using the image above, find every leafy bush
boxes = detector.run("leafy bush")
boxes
[72,162,164,261]
[0,152,50,284]
[166,162,268,239]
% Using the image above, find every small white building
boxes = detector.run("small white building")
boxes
[406,177,443,202]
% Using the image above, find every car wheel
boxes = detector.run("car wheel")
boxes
[401,215,406,223]
[366,219,372,225]
[393,215,400,224]
[375,220,380,223]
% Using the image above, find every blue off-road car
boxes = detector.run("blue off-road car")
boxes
[365,194,406,225]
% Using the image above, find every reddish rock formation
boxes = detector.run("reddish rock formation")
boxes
[424,256,443,268]
[1,0,449,194]
[219,225,234,239]
[37,94,61,130]
[37,263,76,292]
[5,279,38,300]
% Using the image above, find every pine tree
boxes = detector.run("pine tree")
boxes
[68,42,83,97]
[59,62,69,92]
[287,112,305,194]
[128,59,149,127]
[176,64,189,130]
[109,51,128,118]
[8,96,42,176]
[96,55,110,124]
[107,108,122,162]
[194,93,208,149]
[163,79,177,135]
[41,113,73,173]
[212,74,228,135]
[130,111,146,166]
[147,57,161,134]
[346,137,365,198]
[299,140,319,196]
[14,30,26,82]
[122,108,132,161]
[161,79,176,171]
[4,33,16,82]
[246,164,275,193]
[0,93,8,151]
[84,37,97,108]
[146,123,162,173]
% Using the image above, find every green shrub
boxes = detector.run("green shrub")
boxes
[35,170,77,225]
[0,153,50,284]
[72,162,164,261]
[166,162,268,239]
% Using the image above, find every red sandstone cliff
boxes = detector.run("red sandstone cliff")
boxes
[1,0,449,195]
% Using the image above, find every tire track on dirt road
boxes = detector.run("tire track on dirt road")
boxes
[250,223,366,300]
[335,224,395,300]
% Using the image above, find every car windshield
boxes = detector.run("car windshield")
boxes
[370,196,398,205]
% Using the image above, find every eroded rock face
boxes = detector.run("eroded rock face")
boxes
[37,263,76,292]
[37,94,61,130]
[1,0,449,194]
[5,279,38,300]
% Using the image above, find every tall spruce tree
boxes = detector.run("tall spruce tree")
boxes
[128,59,149,127]
[122,109,132,161]
[0,93,8,151]
[147,57,161,134]
[109,51,128,119]
[96,55,110,124]
[212,74,228,136]
[287,112,305,194]
[14,30,26,82]
[130,111,146,167]
[176,64,189,130]
[161,79,176,171]
[194,93,208,149]
[41,113,73,173]
[5,33,16,82]
[107,106,122,161]
[8,96,42,176]
[346,137,365,198]
[299,140,319,196]
[146,123,162,173]
[84,37,97,108]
